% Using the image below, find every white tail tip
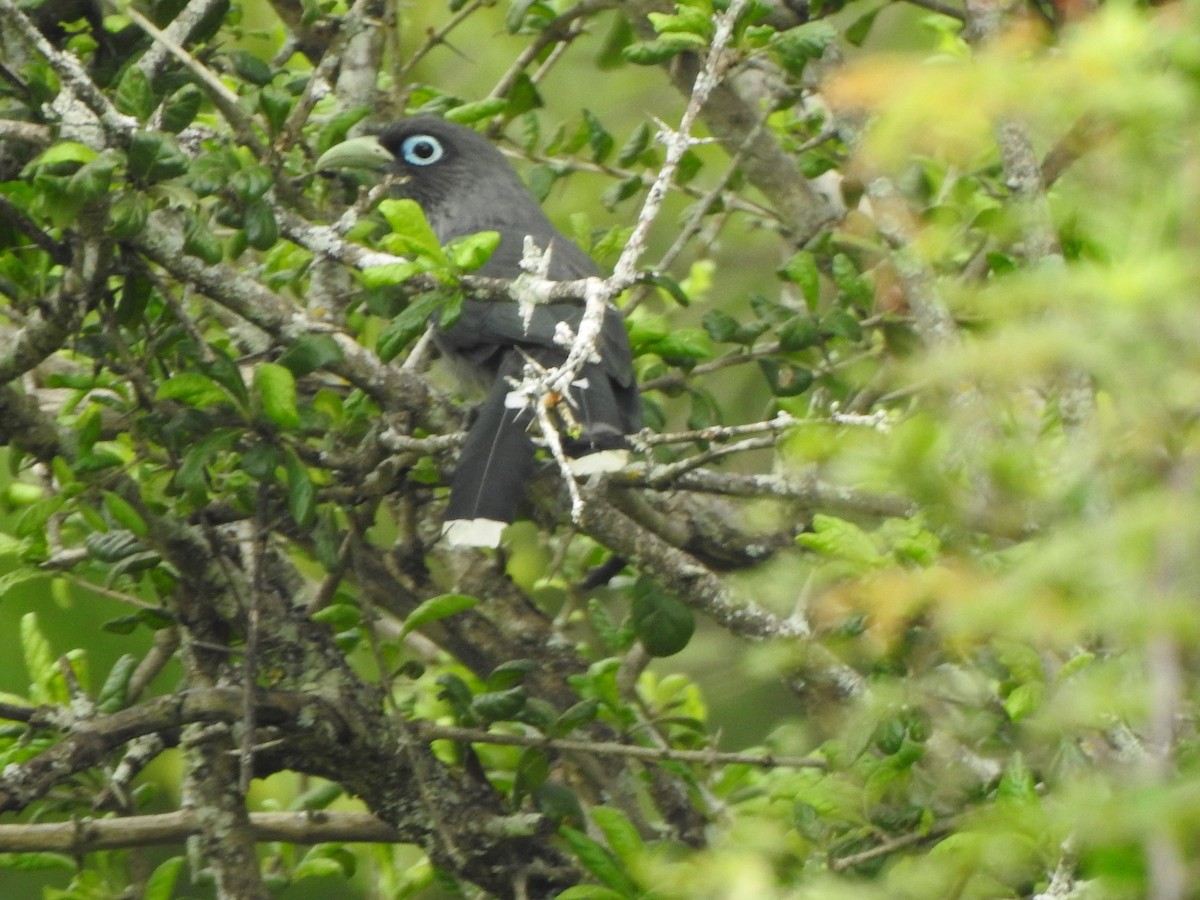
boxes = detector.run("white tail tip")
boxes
[567,449,629,476]
[442,517,508,548]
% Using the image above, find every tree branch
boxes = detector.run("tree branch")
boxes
[0,810,402,853]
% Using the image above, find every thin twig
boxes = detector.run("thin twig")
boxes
[418,722,825,769]
[123,4,265,155]
[829,820,954,871]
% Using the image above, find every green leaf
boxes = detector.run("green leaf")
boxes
[533,784,585,828]
[229,50,273,86]
[230,165,274,201]
[254,363,301,429]
[310,602,362,631]
[400,593,478,637]
[294,854,351,881]
[67,153,119,205]
[259,84,292,134]
[1004,682,1044,722]
[674,149,703,185]
[551,699,600,737]
[143,856,184,900]
[183,214,223,264]
[187,153,238,196]
[1057,651,1095,681]
[797,515,884,568]
[831,253,873,306]
[994,640,1045,685]
[822,307,863,342]
[126,132,189,183]
[778,250,821,308]
[592,806,644,865]
[487,659,537,690]
[642,271,689,307]
[845,6,883,46]
[559,827,639,895]
[448,230,500,271]
[649,328,713,362]
[360,262,426,289]
[21,613,62,705]
[156,372,229,408]
[377,292,447,362]
[622,36,707,65]
[505,72,542,117]
[526,164,557,202]
[114,67,155,121]
[758,358,813,396]
[987,251,1018,275]
[108,191,149,240]
[15,495,67,539]
[378,199,446,261]
[243,199,278,250]
[996,752,1038,802]
[648,8,714,37]
[616,122,653,167]
[278,334,343,377]
[514,748,550,801]
[583,109,614,164]
[97,654,138,713]
[27,141,97,175]
[115,269,152,324]
[777,316,821,351]
[553,887,627,900]
[439,291,463,331]
[596,13,634,69]
[445,98,508,124]
[0,852,76,872]
[0,533,30,556]
[505,0,540,33]
[77,405,102,455]
[631,580,694,657]
[472,686,527,722]
[702,309,741,343]
[109,550,166,581]
[315,106,372,156]
[284,449,316,527]
[202,350,250,408]
[602,175,644,209]
[102,492,148,537]
[436,673,475,717]
[102,609,174,635]
[771,21,838,74]
[171,428,240,495]
[161,84,203,133]
[101,614,141,635]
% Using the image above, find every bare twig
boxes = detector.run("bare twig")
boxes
[418,721,826,770]
[0,117,51,145]
[829,820,954,871]
[124,3,265,155]
[0,810,402,853]
[134,0,230,82]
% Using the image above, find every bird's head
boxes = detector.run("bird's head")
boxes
[317,117,533,242]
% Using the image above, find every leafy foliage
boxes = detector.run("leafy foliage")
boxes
[1,0,1199,897]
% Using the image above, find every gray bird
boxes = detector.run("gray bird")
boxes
[318,117,640,547]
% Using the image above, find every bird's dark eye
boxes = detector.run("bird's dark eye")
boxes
[400,134,444,166]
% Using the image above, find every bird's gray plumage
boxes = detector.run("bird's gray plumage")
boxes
[324,117,640,546]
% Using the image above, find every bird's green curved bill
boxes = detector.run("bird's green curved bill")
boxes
[316,136,392,172]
